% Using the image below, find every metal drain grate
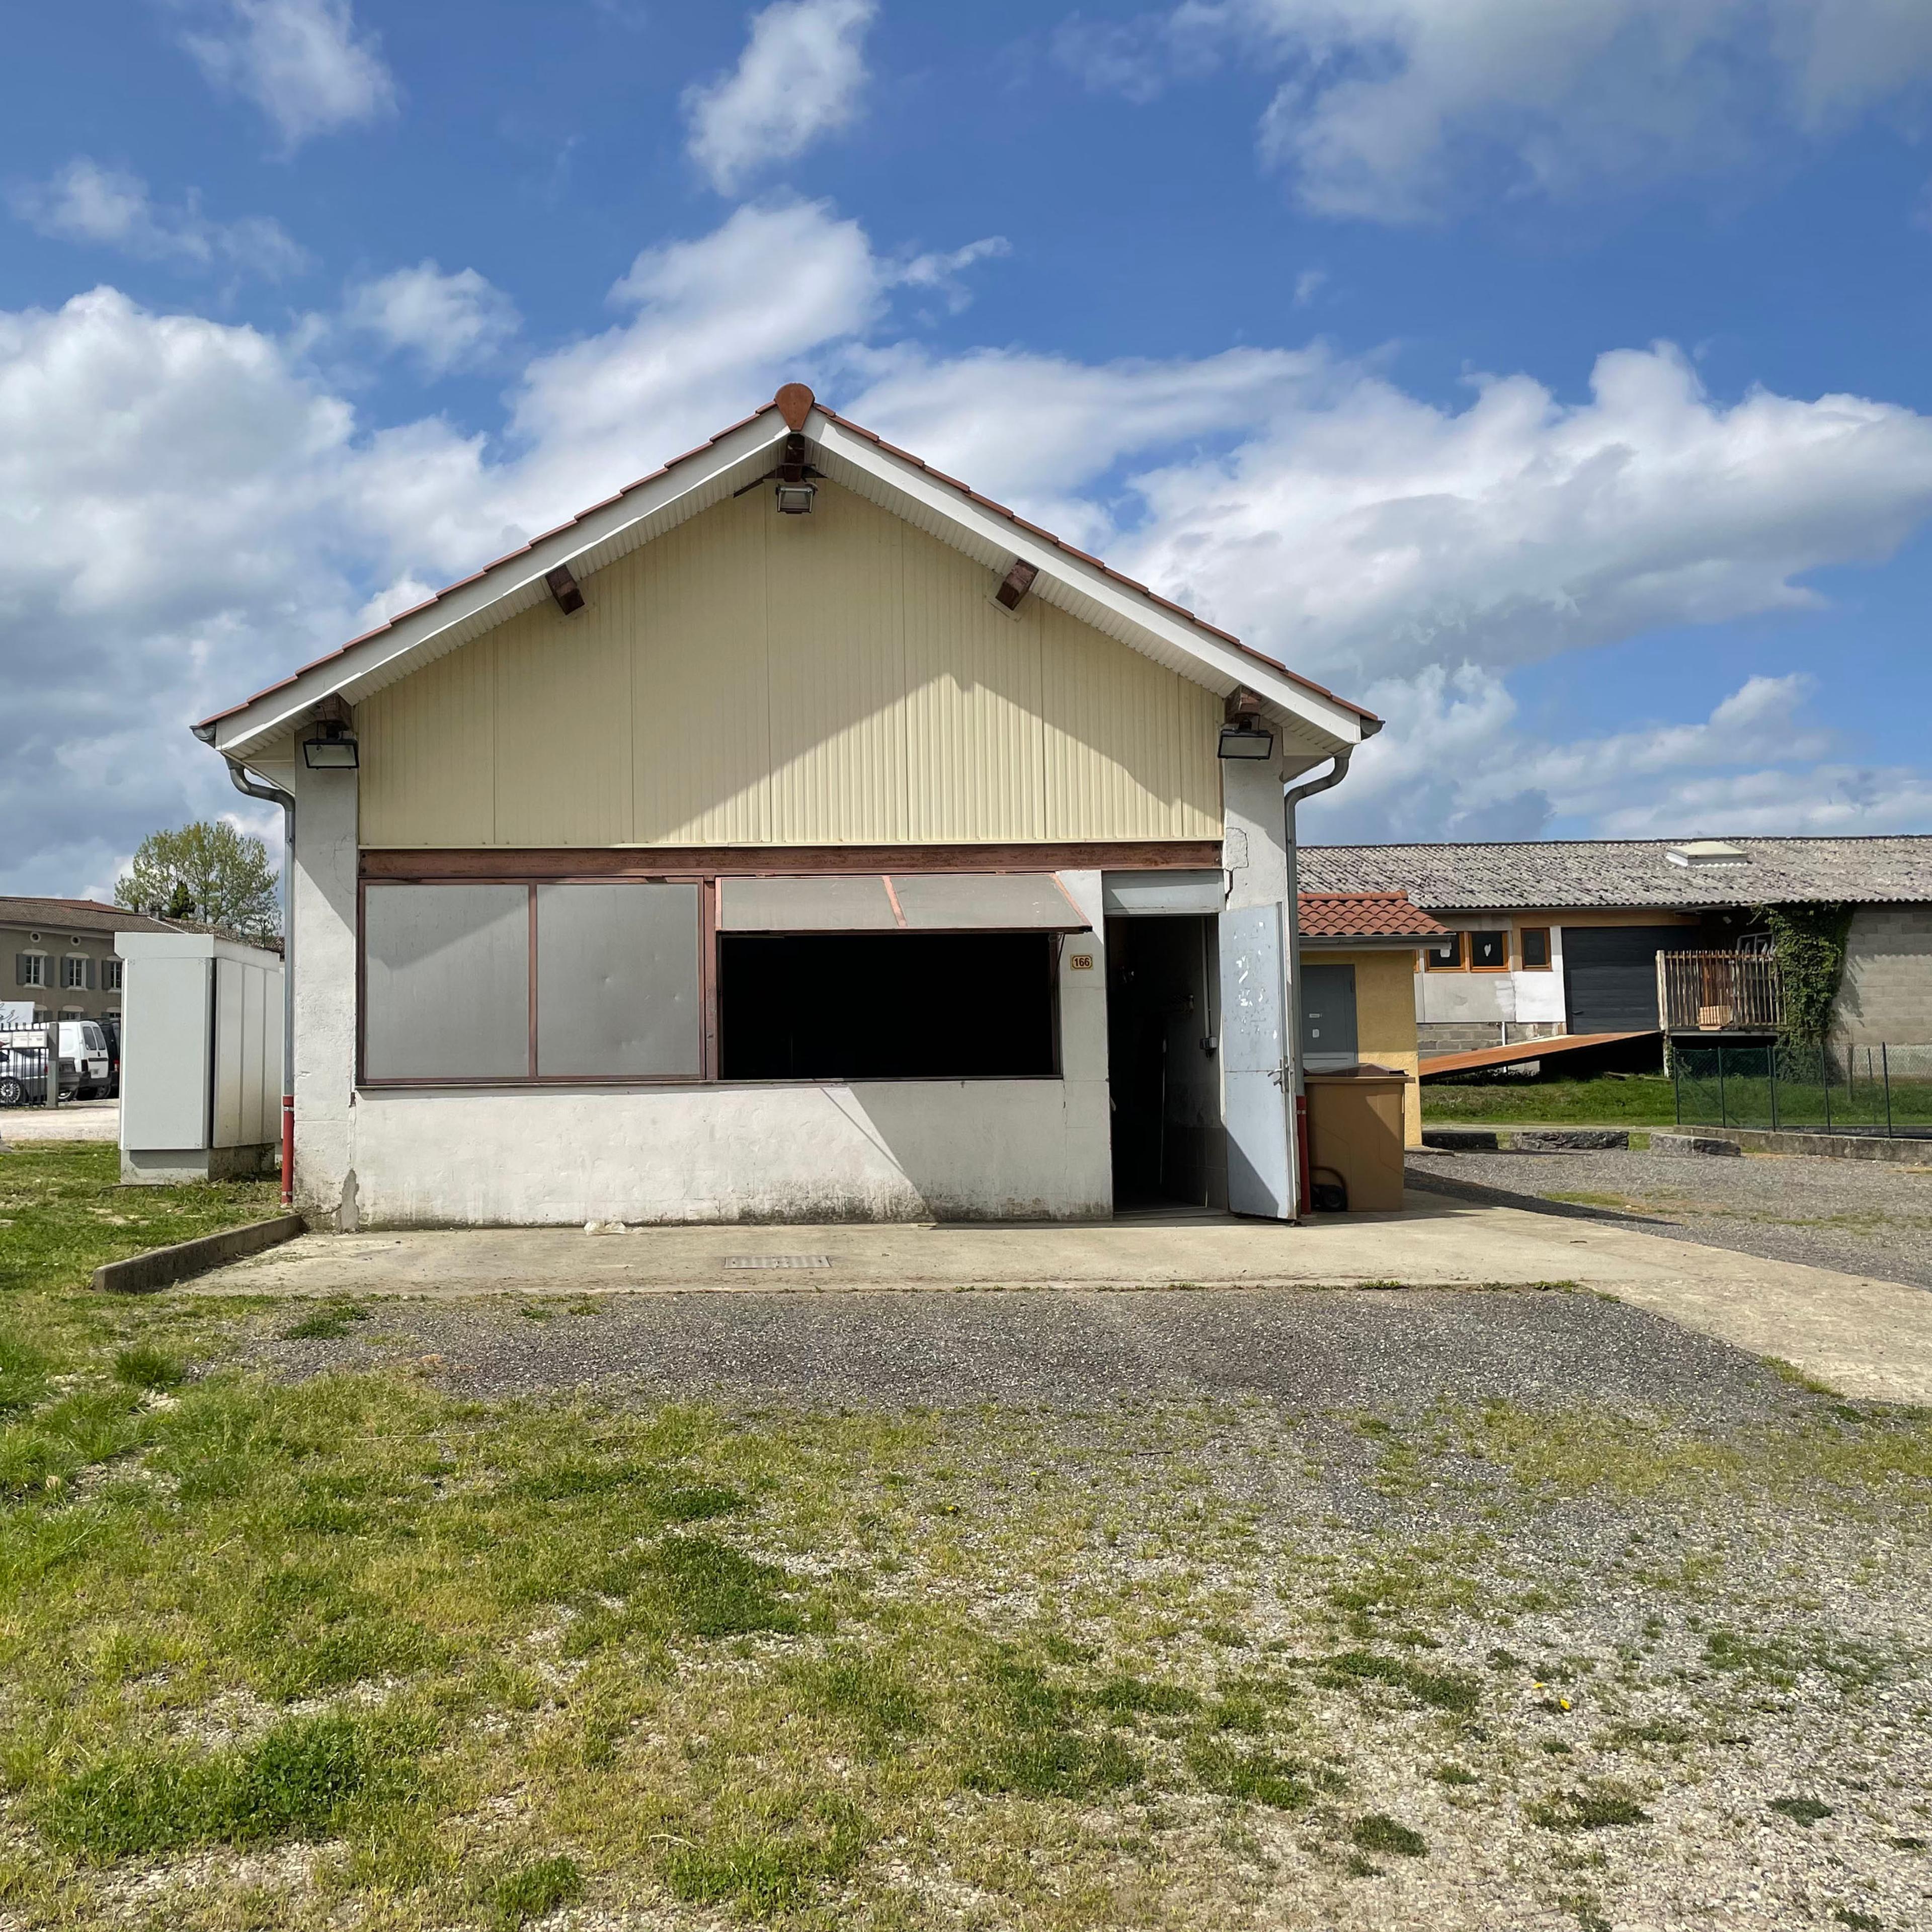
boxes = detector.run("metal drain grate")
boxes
[723,1254,833,1270]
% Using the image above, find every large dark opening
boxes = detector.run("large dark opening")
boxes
[1105,914,1225,1210]
[717,932,1059,1081]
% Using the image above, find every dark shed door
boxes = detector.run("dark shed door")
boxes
[1300,962,1358,1069]
[1562,927,1698,1032]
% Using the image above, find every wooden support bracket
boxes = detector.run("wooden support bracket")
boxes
[993,557,1038,612]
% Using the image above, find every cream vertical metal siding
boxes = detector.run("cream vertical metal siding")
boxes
[357,478,1225,847]
[904,527,1048,842]
[1041,603,1222,841]
[492,589,634,847]
[633,494,773,845]
[358,638,496,847]
[767,479,912,843]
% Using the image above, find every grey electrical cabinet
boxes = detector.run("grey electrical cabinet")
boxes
[115,933,282,1184]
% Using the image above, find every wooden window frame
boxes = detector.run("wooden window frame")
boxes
[1517,925,1553,972]
[1467,929,1510,974]
[18,952,48,990]
[1423,932,1465,972]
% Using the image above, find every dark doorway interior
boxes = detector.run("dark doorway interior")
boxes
[1106,914,1225,1210]
[717,932,1058,1081]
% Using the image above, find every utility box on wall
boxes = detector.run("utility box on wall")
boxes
[116,933,282,1184]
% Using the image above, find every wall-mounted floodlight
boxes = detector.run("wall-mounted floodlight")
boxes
[1217,722,1275,760]
[775,480,817,514]
[302,697,359,769]
[1217,686,1273,760]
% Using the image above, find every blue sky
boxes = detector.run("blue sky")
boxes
[5,0,1932,894]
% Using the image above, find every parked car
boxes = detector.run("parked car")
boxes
[0,1040,80,1108]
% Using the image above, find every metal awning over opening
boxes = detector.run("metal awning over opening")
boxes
[1101,869,1225,918]
[719,873,1091,933]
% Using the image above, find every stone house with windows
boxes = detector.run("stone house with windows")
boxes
[192,384,1384,1228]
[3,897,174,1025]
[1301,838,1932,1056]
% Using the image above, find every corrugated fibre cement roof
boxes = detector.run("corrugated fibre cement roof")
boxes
[1298,837,1932,911]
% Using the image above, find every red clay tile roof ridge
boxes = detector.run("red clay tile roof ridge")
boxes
[1297,891,1447,939]
[197,389,1379,734]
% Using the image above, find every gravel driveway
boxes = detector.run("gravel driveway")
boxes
[249,1281,1802,1418]
[1409,1146,1932,1290]
[227,1280,1932,1932]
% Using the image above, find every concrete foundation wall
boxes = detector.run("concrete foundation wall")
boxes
[1838,906,1932,1044]
[348,1079,1110,1225]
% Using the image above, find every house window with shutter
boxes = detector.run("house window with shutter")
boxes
[62,954,92,991]
[101,959,123,992]
[16,952,47,989]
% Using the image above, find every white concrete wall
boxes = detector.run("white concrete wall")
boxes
[289,759,362,1225]
[1413,917,1569,1028]
[351,1077,1109,1225]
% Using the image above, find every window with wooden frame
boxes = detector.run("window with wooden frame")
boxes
[15,952,47,989]
[1468,929,1508,971]
[1518,926,1552,970]
[1423,933,1464,972]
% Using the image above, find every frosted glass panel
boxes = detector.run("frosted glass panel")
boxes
[889,872,1089,930]
[718,875,898,930]
[536,882,701,1077]
[364,884,530,1080]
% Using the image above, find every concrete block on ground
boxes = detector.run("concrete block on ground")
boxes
[1652,1132,1742,1157]
[1513,1129,1631,1152]
[1422,1129,1499,1151]
[92,1213,306,1295]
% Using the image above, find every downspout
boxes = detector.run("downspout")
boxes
[222,757,296,1209]
[1282,750,1354,1219]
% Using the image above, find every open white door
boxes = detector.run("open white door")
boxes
[1218,903,1294,1219]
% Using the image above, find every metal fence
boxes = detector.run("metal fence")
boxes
[1674,1042,1932,1139]
[0,1044,53,1107]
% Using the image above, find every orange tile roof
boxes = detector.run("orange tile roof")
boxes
[1298,891,1447,941]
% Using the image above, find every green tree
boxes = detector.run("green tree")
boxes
[115,821,281,942]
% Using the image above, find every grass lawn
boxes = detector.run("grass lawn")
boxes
[1421,1076,1678,1126]
[3,1145,1931,1929]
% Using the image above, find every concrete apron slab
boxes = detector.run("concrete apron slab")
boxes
[195,1190,1932,1406]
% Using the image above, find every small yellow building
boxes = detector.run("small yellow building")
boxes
[1297,892,1450,1149]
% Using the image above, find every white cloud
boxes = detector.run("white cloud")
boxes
[685,0,877,194]
[181,0,398,149]
[4,203,1932,895]
[1059,0,1932,221]
[890,236,1010,314]
[1108,344,1932,688]
[9,159,309,280]
[1299,666,1932,842]
[344,262,520,377]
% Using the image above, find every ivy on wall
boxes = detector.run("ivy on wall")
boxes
[1760,903,1854,1044]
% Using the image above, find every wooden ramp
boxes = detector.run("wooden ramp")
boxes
[1418,1030,1654,1079]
